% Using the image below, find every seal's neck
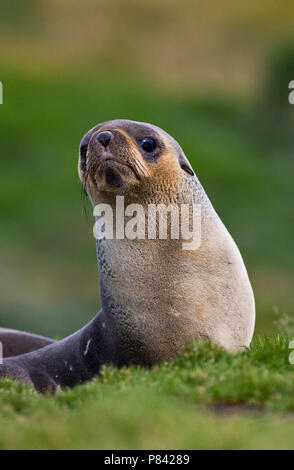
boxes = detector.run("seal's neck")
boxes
[93,179,230,365]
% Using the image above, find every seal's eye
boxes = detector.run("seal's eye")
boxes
[80,132,91,171]
[139,137,157,153]
[80,144,88,171]
[80,144,88,160]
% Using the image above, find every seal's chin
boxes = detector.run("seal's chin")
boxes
[104,166,124,188]
[94,158,140,193]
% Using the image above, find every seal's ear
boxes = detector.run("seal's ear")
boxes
[179,153,194,176]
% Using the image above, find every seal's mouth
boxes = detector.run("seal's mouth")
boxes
[97,158,142,181]
[89,155,144,192]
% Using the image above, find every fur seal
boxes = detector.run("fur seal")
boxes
[0,119,255,393]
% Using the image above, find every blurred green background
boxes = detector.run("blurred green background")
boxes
[0,0,294,339]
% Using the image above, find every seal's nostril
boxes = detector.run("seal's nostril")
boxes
[97,131,112,148]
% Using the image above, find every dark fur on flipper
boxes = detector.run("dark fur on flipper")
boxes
[0,328,54,358]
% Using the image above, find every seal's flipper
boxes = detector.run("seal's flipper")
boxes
[0,328,54,358]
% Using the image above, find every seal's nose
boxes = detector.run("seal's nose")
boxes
[97,131,112,148]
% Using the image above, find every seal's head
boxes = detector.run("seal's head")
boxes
[78,119,194,205]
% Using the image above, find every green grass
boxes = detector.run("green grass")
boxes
[1,336,294,449]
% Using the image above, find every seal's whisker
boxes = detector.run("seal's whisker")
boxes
[132,156,149,178]
[81,185,91,226]
[80,166,94,225]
